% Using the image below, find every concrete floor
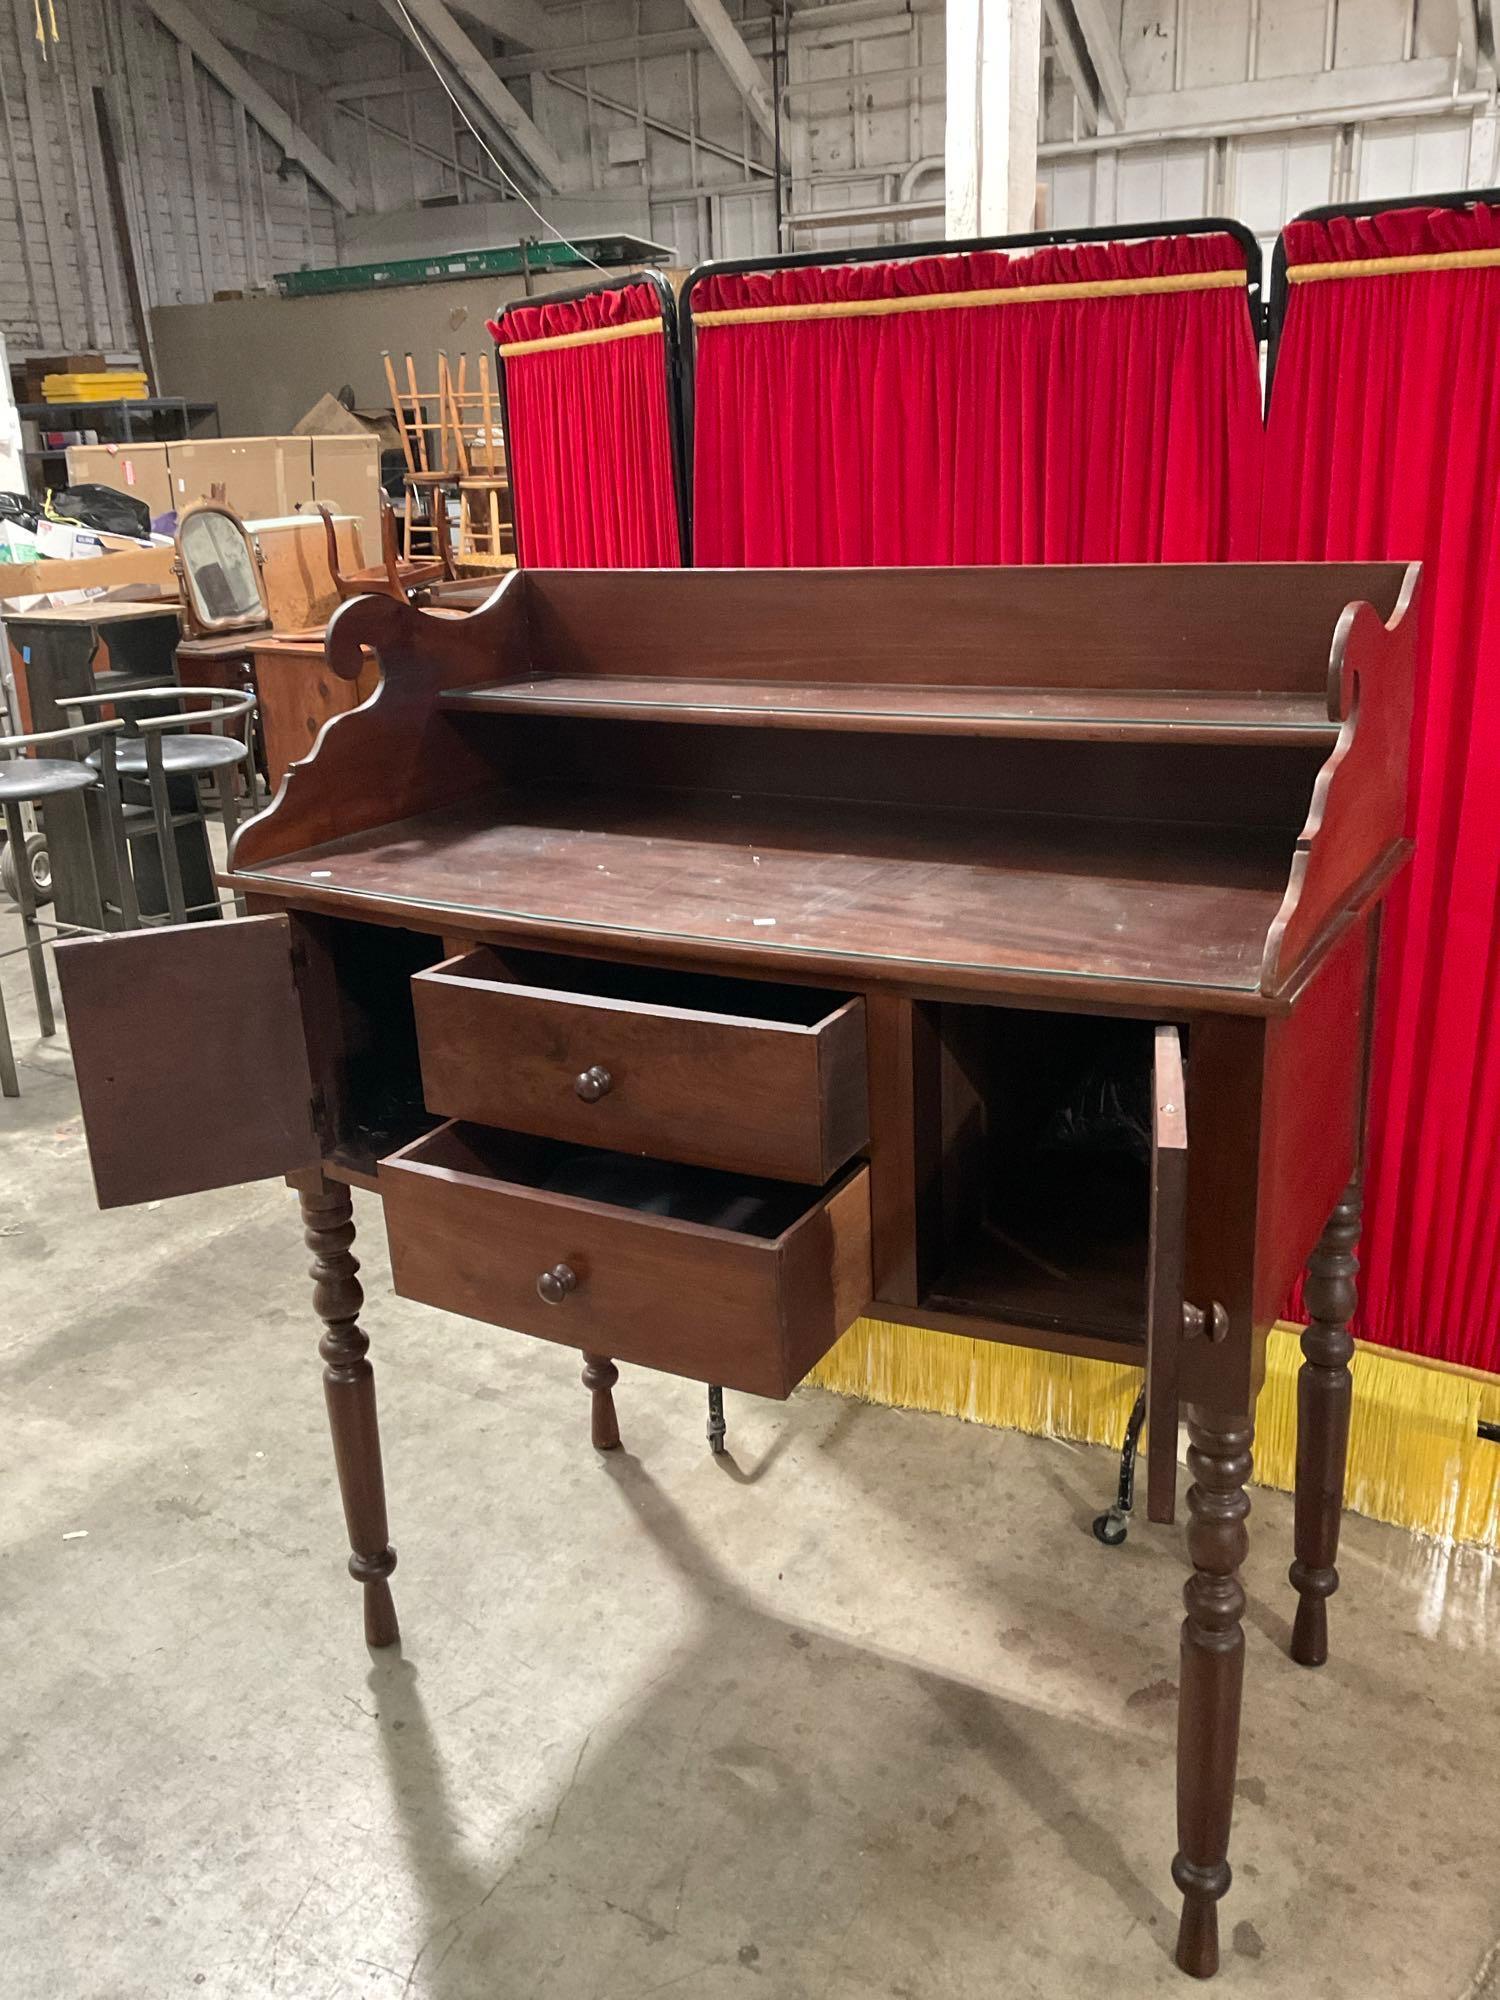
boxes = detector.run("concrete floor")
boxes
[3,907,1500,2000]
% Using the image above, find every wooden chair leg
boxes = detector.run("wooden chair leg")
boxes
[1173,1404,1253,1979]
[582,1352,621,1452]
[301,1179,400,1648]
[1290,1182,1360,1667]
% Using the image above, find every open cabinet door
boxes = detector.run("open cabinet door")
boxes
[55,916,320,1209]
[1145,1024,1189,1524]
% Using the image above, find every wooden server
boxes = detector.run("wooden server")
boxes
[56,562,1419,1979]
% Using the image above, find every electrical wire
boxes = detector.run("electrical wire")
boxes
[389,0,609,277]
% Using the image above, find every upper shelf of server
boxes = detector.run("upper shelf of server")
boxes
[439,674,1340,744]
[227,561,1419,1010]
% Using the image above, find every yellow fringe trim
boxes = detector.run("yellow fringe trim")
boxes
[497,318,664,358]
[1287,247,1500,284]
[691,268,1245,329]
[810,1320,1500,1551]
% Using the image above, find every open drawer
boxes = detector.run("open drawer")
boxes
[412,947,868,1183]
[380,1122,873,1398]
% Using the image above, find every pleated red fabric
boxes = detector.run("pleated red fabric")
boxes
[494,281,682,567]
[1264,202,1500,1371]
[691,233,1264,565]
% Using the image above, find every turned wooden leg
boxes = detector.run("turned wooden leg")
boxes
[1173,1404,1253,1979]
[582,1352,621,1452]
[301,1180,400,1648]
[1289,1182,1359,1668]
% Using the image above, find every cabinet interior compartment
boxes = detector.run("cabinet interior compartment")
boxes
[921,1003,1161,1345]
[442,944,848,1026]
[403,1121,830,1239]
[290,912,447,1173]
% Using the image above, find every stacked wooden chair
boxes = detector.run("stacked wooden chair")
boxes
[382,351,454,568]
[439,351,515,573]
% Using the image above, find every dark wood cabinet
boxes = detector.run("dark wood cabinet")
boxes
[54,559,1419,1981]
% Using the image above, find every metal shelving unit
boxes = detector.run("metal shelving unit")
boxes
[18,397,220,501]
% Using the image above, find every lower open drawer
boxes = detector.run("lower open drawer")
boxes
[379,1122,872,1398]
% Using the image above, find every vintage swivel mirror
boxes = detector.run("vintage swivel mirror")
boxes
[174,502,272,640]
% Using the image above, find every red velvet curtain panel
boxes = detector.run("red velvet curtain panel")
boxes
[691,233,1263,565]
[1265,203,1500,1372]
[494,280,682,567]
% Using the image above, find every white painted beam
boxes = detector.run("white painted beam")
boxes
[1064,0,1127,126]
[331,3,947,89]
[0,335,25,494]
[1042,0,1098,134]
[450,0,563,49]
[212,0,334,81]
[378,0,567,190]
[1041,88,1489,158]
[946,0,1042,237]
[683,0,778,146]
[1124,56,1457,133]
[140,0,358,210]
[544,70,776,177]
[1457,0,1481,88]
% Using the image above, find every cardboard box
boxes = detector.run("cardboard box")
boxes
[279,435,315,512]
[60,434,373,539]
[311,434,381,550]
[13,353,105,404]
[249,512,364,632]
[169,438,287,518]
[0,543,177,606]
[66,441,174,522]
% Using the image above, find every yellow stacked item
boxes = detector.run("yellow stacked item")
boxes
[42,371,150,403]
[811,1319,1500,1552]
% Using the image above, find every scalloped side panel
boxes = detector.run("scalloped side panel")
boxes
[231,574,529,870]
[1261,567,1420,992]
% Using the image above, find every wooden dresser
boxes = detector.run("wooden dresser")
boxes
[55,562,1419,1979]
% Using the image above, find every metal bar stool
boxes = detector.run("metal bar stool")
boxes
[0,717,124,1098]
[66,687,259,926]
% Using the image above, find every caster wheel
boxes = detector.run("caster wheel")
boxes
[1092,1511,1128,1547]
[708,1434,726,1457]
[0,832,50,907]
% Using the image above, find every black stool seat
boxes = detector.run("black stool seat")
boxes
[89,734,249,778]
[0,757,97,802]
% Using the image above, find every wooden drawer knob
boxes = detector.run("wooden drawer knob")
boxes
[537,1263,578,1304]
[574,1064,613,1102]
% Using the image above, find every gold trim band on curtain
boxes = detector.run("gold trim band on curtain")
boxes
[691,267,1246,329]
[1287,246,1500,283]
[497,317,665,358]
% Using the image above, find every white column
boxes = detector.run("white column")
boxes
[945,0,1043,239]
[0,336,24,498]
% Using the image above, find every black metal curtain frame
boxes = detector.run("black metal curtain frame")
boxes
[677,216,1264,479]
[1264,184,1500,407]
[491,267,692,567]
